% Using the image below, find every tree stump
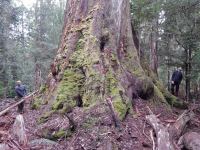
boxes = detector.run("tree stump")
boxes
[13,115,27,146]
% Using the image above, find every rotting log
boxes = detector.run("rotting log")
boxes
[146,110,195,150]
[146,114,175,150]
[178,132,200,150]
[172,110,195,138]
[0,91,38,116]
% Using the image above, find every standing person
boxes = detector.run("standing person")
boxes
[171,67,183,96]
[15,80,27,113]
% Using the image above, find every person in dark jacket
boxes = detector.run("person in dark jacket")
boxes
[171,67,183,96]
[15,80,27,113]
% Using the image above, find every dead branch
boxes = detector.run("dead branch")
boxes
[0,91,38,117]
[150,129,155,150]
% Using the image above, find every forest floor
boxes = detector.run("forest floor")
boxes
[0,97,200,150]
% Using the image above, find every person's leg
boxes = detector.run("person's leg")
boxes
[18,101,24,113]
[171,83,175,95]
[175,83,180,96]
[21,101,24,112]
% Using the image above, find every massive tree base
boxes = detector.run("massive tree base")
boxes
[33,0,188,141]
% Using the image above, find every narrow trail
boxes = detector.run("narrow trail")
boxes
[0,98,200,150]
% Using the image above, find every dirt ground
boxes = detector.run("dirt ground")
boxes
[0,98,200,150]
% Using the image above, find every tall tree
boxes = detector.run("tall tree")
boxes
[37,0,186,131]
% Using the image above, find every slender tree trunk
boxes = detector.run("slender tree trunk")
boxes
[21,10,25,47]
[185,48,191,101]
[149,19,158,76]
[34,63,42,90]
[131,22,140,57]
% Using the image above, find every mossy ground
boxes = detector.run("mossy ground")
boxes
[37,110,55,124]
[31,97,42,110]
[51,129,73,140]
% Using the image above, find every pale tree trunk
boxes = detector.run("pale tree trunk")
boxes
[42,0,186,124]
[34,63,42,90]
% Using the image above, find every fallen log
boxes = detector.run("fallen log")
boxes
[0,91,38,117]
[172,110,195,138]
[146,110,195,150]
[146,114,175,150]
[178,132,200,150]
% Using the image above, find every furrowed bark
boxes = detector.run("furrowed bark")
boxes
[40,0,187,131]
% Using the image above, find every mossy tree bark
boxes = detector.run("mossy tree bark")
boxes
[41,0,187,121]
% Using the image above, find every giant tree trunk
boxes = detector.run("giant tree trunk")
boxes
[42,0,186,122]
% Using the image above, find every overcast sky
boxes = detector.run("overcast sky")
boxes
[21,0,34,8]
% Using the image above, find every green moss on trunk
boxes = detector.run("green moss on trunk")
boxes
[52,69,85,111]
[106,71,129,120]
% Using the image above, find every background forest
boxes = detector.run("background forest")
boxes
[0,0,200,101]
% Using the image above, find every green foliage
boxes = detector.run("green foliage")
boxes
[0,0,66,97]
[0,81,3,97]
[131,0,200,98]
